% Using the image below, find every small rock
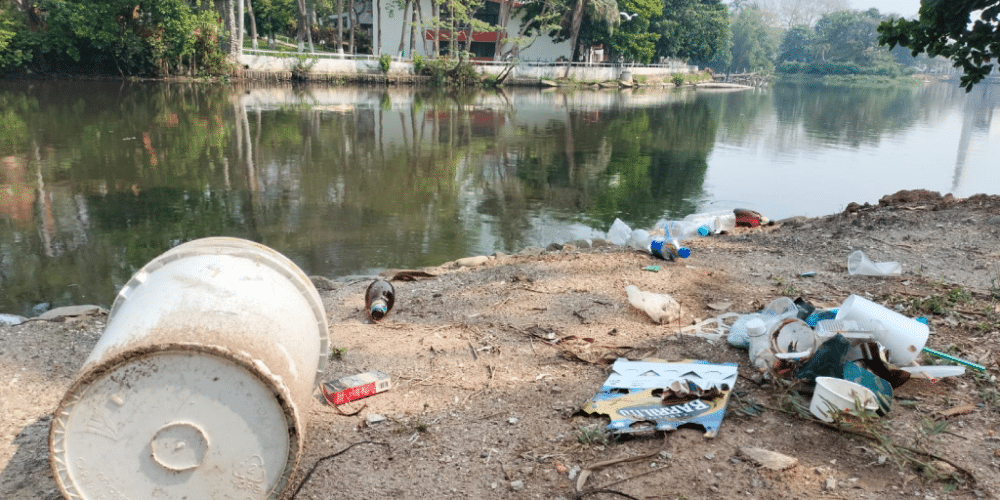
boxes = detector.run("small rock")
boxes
[309,275,338,291]
[568,465,581,480]
[739,447,798,470]
[519,247,545,257]
[659,451,671,459]
[930,460,956,476]
[825,477,837,490]
[704,453,715,460]
[455,256,490,268]
[510,480,524,491]
[546,242,564,251]
[508,417,518,425]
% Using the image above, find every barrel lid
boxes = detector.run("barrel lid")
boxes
[51,347,298,500]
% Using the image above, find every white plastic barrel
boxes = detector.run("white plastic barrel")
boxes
[50,237,329,500]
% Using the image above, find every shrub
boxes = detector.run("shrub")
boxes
[379,54,391,73]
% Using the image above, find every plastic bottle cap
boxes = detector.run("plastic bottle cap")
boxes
[677,247,690,259]
[697,226,710,237]
[746,318,766,336]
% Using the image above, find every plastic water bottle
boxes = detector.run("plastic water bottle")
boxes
[649,236,690,260]
[657,220,711,239]
[683,210,737,234]
[365,279,395,321]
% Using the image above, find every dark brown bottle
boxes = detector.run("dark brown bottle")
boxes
[365,280,395,321]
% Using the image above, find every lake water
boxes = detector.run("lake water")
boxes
[1,80,998,316]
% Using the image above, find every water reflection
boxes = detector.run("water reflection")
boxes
[0,81,997,316]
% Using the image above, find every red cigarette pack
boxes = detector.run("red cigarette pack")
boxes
[321,370,391,405]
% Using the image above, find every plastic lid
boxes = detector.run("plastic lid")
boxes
[746,318,766,336]
[51,349,296,500]
[677,246,691,259]
[697,225,710,237]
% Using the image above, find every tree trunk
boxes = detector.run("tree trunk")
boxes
[295,0,307,52]
[568,0,587,62]
[349,0,356,54]
[246,0,258,49]
[397,0,409,56]
[336,0,344,52]
[410,0,419,57]
[307,2,315,53]
[432,0,439,57]
[226,0,239,67]
[376,0,382,55]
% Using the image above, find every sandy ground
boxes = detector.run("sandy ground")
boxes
[2,189,999,500]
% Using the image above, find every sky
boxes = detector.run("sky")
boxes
[846,0,921,17]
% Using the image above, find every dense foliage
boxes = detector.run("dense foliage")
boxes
[878,0,1000,91]
[1,0,229,77]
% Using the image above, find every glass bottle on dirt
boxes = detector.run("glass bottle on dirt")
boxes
[365,280,395,321]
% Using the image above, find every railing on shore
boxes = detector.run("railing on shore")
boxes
[241,49,697,73]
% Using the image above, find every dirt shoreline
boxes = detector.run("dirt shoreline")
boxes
[2,189,999,500]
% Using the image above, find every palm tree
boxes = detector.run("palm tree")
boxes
[567,0,618,62]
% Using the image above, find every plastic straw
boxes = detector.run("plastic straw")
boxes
[921,347,985,372]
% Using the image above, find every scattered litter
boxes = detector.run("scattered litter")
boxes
[643,265,661,272]
[707,301,732,311]
[679,312,740,344]
[321,370,392,406]
[580,358,738,437]
[0,313,27,326]
[809,376,880,423]
[625,285,680,324]
[366,413,387,426]
[800,271,817,277]
[920,347,985,372]
[900,365,966,383]
[847,249,902,276]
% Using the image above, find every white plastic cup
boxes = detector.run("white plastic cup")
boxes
[848,250,902,276]
[810,376,880,422]
[835,294,928,366]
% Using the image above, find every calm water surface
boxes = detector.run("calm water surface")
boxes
[1,80,997,316]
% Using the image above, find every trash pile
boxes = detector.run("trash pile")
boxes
[722,293,979,422]
[606,208,769,262]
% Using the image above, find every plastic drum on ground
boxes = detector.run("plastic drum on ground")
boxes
[49,237,329,500]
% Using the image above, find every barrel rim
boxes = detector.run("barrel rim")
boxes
[50,342,304,500]
[109,236,330,386]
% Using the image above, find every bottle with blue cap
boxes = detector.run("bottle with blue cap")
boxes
[627,226,692,261]
[365,279,395,321]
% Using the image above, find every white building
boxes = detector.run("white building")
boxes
[366,0,571,62]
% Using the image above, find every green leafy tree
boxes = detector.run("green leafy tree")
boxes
[814,9,883,64]
[727,5,777,72]
[608,0,659,63]
[653,0,729,62]
[878,0,1000,91]
[0,2,33,72]
[777,24,813,63]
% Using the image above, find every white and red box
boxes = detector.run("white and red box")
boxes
[322,370,391,405]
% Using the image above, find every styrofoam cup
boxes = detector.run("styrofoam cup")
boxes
[810,377,880,423]
[835,295,928,366]
[848,250,901,276]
